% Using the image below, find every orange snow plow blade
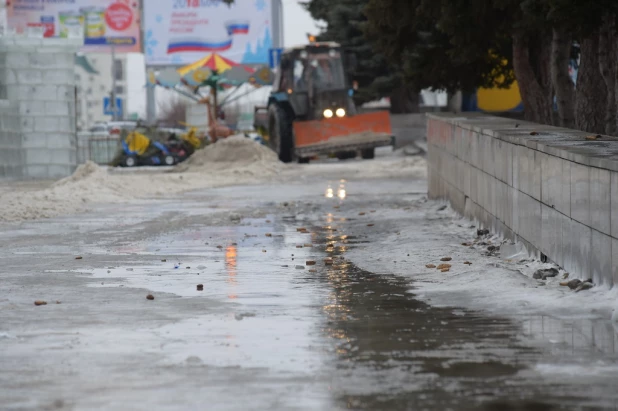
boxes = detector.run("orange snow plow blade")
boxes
[293,110,392,148]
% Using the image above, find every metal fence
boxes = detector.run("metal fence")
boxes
[77,132,120,165]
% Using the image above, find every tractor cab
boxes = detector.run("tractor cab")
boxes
[275,42,353,121]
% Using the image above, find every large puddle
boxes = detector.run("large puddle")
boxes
[6,179,618,410]
[76,210,618,410]
[309,224,618,410]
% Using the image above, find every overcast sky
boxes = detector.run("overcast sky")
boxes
[127,1,321,117]
[281,0,322,47]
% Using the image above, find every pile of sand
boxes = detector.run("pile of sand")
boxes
[176,135,282,175]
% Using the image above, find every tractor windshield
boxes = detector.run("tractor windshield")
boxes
[294,50,346,91]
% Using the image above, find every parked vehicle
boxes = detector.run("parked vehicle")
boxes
[88,121,138,134]
[117,127,201,167]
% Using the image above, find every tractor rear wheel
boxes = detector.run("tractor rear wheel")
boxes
[268,104,294,163]
[361,148,375,160]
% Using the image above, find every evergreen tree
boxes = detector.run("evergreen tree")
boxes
[365,0,515,94]
[226,0,618,133]
[301,0,420,113]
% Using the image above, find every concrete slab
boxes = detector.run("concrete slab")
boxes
[589,167,611,236]
[570,162,590,226]
[560,159,572,217]
[610,171,618,238]
[570,219,592,281]
[613,237,618,285]
[591,229,612,286]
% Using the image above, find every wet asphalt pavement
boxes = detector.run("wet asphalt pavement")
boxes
[1,175,618,410]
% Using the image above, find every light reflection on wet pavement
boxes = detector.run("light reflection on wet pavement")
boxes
[304,224,617,410]
[1,181,618,410]
[85,212,618,410]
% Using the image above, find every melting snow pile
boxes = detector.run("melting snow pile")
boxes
[0,137,429,223]
[1,162,150,222]
[0,138,283,222]
[176,134,282,176]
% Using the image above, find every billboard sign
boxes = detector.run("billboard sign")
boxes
[7,0,141,53]
[143,0,272,66]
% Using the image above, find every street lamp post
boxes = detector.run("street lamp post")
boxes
[110,43,118,121]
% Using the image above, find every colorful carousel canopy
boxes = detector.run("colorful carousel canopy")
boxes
[147,54,273,104]
[177,53,252,76]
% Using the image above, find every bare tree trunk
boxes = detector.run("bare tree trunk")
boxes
[615,30,618,135]
[551,28,576,128]
[389,86,420,114]
[599,15,617,135]
[512,33,553,125]
[535,34,554,124]
[576,32,607,134]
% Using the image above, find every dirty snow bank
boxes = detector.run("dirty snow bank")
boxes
[0,140,427,222]
[1,137,283,222]
[344,200,618,322]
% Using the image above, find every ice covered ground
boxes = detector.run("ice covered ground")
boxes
[2,144,618,409]
[341,198,618,325]
[1,139,616,324]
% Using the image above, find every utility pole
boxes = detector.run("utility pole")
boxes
[140,0,156,125]
[272,0,283,48]
[110,43,118,121]
[0,0,6,36]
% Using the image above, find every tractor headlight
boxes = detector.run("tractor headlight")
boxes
[323,109,334,118]
[336,108,346,118]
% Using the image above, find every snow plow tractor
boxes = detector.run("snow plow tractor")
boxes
[260,42,394,163]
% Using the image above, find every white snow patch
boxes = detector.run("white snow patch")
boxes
[286,155,427,181]
[535,363,618,378]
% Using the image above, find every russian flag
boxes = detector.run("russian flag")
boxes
[167,38,233,54]
[225,20,250,35]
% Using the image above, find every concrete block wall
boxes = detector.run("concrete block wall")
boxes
[390,113,427,148]
[0,34,82,179]
[427,113,618,286]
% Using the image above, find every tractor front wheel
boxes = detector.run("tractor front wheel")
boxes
[268,104,294,163]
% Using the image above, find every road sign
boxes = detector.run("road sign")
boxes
[103,97,123,117]
[269,48,283,69]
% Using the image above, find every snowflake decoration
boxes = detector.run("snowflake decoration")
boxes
[145,30,158,57]
[156,14,163,23]
[255,0,266,12]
